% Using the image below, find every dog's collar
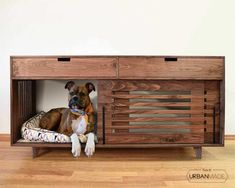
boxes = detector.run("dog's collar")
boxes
[70,108,85,116]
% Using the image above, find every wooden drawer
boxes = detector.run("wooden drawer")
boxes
[11,57,118,79]
[119,57,224,80]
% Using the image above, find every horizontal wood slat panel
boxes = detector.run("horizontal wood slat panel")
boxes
[112,102,200,107]
[12,57,118,79]
[100,80,206,144]
[111,94,199,99]
[110,125,204,130]
[119,57,224,79]
[111,80,204,91]
[113,109,203,115]
[112,117,204,122]
[106,133,204,144]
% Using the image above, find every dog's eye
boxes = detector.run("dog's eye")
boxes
[80,92,85,97]
[70,91,76,96]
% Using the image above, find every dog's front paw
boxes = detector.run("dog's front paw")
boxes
[70,133,81,157]
[85,133,95,157]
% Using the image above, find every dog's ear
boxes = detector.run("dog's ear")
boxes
[65,81,75,90]
[85,82,96,94]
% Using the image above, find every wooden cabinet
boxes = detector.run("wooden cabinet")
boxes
[10,56,225,159]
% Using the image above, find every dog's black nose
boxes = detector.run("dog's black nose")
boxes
[69,96,80,109]
[72,96,78,101]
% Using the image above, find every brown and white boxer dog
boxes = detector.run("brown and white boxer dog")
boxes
[39,81,96,157]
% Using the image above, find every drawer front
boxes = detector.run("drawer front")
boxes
[12,57,118,79]
[119,57,224,79]
[99,80,206,144]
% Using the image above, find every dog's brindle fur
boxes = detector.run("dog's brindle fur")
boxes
[39,81,96,136]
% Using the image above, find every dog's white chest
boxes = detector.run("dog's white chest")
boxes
[71,115,88,135]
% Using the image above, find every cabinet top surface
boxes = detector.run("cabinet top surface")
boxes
[10,55,225,59]
[11,55,225,80]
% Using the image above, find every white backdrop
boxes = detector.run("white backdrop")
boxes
[0,0,234,134]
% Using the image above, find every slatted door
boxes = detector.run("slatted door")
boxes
[99,80,205,144]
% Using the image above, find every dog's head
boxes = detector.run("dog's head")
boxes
[65,81,95,110]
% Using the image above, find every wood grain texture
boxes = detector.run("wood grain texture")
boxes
[119,57,224,79]
[100,80,206,144]
[111,80,204,91]
[220,78,225,145]
[11,80,36,145]
[0,137,234,188]
[106,133,204,144]
[12,57,118,79]
[111,117,205,122]
[204,81,221,144]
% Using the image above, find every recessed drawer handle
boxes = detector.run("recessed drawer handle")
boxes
[164,57,178,62]
[57,57,71,62]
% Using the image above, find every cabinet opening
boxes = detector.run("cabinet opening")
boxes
[11,80,99,145]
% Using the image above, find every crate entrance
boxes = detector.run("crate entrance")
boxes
[11,80,98,144]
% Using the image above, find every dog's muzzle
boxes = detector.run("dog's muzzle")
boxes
[69,96,82,109]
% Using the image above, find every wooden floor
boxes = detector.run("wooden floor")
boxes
[0,137,235,188]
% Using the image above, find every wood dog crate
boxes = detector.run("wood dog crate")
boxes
[10,56,225,158]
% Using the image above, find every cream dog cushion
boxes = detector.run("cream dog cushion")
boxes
[21,112,98,143]
[21,112,71,143]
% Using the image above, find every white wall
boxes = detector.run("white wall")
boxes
[0,0,234,134]
[36,80,98,112]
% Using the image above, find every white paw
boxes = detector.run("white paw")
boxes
[70,133,81,157]
[85,133,95,157]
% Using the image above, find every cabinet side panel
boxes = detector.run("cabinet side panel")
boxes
[11,80,36,144]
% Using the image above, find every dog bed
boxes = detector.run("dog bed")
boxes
[21,111,98,143]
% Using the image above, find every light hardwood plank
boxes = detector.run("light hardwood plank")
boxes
[0,135,234,188]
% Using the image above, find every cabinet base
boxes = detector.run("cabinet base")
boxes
[194,146,202,159]
[31,146,203,159]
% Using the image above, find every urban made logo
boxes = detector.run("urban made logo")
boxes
[187,168,228,183]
